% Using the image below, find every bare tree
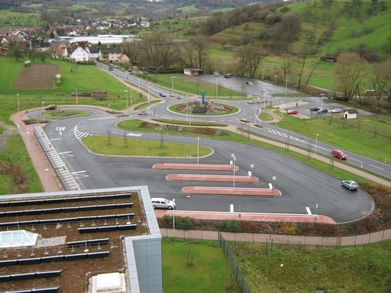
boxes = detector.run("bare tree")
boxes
[233,44,266,78]
[334,52,368,101]
[179,36,210,69]
[138,32,178,72]
[370,59,391,112]
[280,53,295,82]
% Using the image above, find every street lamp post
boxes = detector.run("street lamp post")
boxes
[315,134,319,154]
[231,154,236,189]
[124,90,128,113]
[215,78,218,100]
[285,77,288,98]
[263,89,266,112]
[148,82,151,112]
[197,137,200,165]
[170,76,175,91]
[41,101,44,121]
[253,99,257,125]
[275,75,277,86]
[75,89,78,105]
[26,131,30,155]
[44,168,49,191]
[258,81,261,101]
[249,164,254,177]
[130,89,133,106]
[16,94,20,112]
[172,199,176,231]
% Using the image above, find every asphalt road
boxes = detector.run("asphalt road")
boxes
[42,110,372,223]
[33,64,390,223]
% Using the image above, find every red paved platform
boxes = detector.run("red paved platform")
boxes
[153,163,237,171]
[166,174,258,183]
[154,210,336,224]
[181,186,281,196]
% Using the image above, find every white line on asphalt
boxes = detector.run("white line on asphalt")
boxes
[306,207,312,215]
[369,164,384,170]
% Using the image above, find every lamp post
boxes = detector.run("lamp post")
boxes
[197,137,200,165]
[263,89,266,112]
[172,199,176,231]
[124,90,128,113]
[285,77,288,98]
[314,203,318,222]
[249,164,254,177]
[315,134,319,154]
[26,130,30,155]
[274,75,277,86]
[44,168,49,191]
[147,82,151,112]
[75,88,78,105]
[172,76,175,91]
[41,101,44,121]
[258,81,261,101]
[253,99,257,125]
[231,154,236,189]
[130,89,133,106]
[215,77,218,100]
[186,95,189,122]
[16,94,20,112]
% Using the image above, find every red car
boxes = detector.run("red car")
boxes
[286,109,298,114]
[45,104,57,110]
[331,149,347,160]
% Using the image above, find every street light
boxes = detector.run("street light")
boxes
[231,154,236,189]
[147,82,151,112]
[44,168,49,191]
[197,137,199,165]
[285,77,288,98]
[171,76,176,91]
[315,134,319,154]
[75,88,78,105]
[215,77,218,100]
[172,199,176,231]
[274,75,277,86]
[253,99,257,125]
[263,89,267,112]
[249,164,254,177]
[130,89,133,106]
[26,130,30,155]
[314,203,318,222]
[258,81,261,101]
[41,101,44,121]
[16,94,20,112]
[124,90,128,113]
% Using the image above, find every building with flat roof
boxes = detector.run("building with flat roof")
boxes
[0,186,162,293]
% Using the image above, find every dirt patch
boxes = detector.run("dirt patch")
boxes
[13,64,60,89]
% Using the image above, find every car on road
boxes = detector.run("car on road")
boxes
[151,198,176,210]
[341,180,358,190]
[309,107,320,112]
[331,149,347,160]
[158,91,167,97]
[286,109,298,114]
[45,104,57,110]
[317,109,328,114]
[331,108,343,113]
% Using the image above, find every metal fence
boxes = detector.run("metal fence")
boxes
[218,231,251,293]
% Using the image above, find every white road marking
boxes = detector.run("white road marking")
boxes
[127,133,142,137]
[306,207,312,215]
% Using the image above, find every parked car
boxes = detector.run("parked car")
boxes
[45,104,57,110]
[317,109,328,114]
[331,149,347,160]
[341,180,358,191]
[331,108,343,113]
[151,198,176,210]
[309,107,320,112]
[286,109,298,114]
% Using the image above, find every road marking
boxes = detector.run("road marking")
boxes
[306,207,312,215]
[71,170,89,179]
[127,133,142,137]
[369,164,384,170]
[50,138,62,141]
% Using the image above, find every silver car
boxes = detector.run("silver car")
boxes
[341,180,358,191]
[151,198,176,209]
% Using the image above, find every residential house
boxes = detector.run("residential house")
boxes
[184,68,204,76]
[68,45,92,63]
[118,53,130,64]
[99,46,122,63]
[343,109,358,119]
[51,39,70,58]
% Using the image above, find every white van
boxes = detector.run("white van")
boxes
[151,198,176,210]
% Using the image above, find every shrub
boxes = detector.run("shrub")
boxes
[216,220,241,232]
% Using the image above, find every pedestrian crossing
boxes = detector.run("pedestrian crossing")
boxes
[265,127,309,144]
[74,125,91,140]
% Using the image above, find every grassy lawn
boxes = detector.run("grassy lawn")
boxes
[162,238,241,293]
[230,240,391,292]
[276,113,391,163]
[82,136,212,158]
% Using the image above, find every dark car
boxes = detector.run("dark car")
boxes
[317,109,328,114]
[309,107,320,112]
[45,104,57,110]
[341,180,358,191]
